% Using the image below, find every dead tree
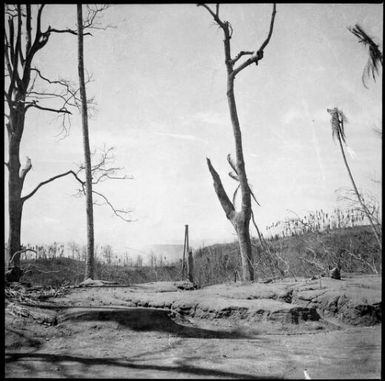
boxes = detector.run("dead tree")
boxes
[4,4,83,271]
[327,108,382,250]
[77,4,95,280]
[199,3,277,281]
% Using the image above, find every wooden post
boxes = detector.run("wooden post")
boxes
[181,224,189,280]
[188,250,194,283]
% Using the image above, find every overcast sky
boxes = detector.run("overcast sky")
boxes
[4,3,382,254]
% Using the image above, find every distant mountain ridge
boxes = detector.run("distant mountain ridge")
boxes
[142,244,187,262]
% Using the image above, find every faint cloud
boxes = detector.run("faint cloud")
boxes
[153,131,208,144]
[313,108,334,123]
[281,107,304,125]
[191,111,227,126]
[311,65,326,73]
[41,216,60,224]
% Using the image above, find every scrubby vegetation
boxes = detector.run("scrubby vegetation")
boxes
[9,209,381,289]
[193,225,381,288]
[19,257,180,287]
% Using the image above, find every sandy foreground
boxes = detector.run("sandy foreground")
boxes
[5,274,381,379]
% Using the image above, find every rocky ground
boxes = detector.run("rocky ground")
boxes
[5,273,381,379]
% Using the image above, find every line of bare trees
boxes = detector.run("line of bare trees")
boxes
[4,241,178,269]
[265,205,381,240]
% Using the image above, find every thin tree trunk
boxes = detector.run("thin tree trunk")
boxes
[8,196,23,268]
[234,214,254,281]
[77,4,95,279]
[187,251,194,283]
[226,58,253,281]
[7,112,25,270]
[337,136,382,250]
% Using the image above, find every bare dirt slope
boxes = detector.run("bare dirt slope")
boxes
[5,274,381,379]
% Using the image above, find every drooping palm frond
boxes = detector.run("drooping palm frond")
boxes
[348,24,383,88]
[248,184,261,206]
[327,107,347,144]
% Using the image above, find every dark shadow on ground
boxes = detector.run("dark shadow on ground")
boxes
[5,328,43,349]
[5,352,280,379]
[17,303,135,310]
[59,307,261,339]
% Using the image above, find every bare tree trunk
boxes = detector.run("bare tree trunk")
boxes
[226,67,253,281]
[77,4,95,280]
[200,4,277,281]
[207,157,254,281]
[7,108,27,269]
[4,5,86,279]
[234,215,254,281]
[187,251,194,283]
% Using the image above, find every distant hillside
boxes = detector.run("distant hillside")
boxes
[142,244,186,263]
[20,257,180,287]
[193,225,382,287]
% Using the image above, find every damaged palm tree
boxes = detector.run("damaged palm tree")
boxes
[327,107,382,250]
[199,4,277,281]
[348,24,383,88]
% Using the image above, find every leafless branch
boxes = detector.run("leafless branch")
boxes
[233,3,277,76]
[25,101,72,114]
[197,3,226,28]
[227,153,260,207]
[21,169,84,203]
[71,146,134,222]
[92,190,133,222]
[207,157,235,220]
[228,171,239,181]
[87,147,133,185]
[231,50,254,65]
[92,171,133,185]
[44,4,111,38]
[30,68,74,90]
[258,3,277,52]
[46,26,91,36]
[29,68,83,110]
[9,248,37,265]
[83,4,112,31]
[227,153,238,175]
[232,183,240,206]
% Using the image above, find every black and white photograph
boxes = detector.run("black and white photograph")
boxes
[4,3,382,379]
